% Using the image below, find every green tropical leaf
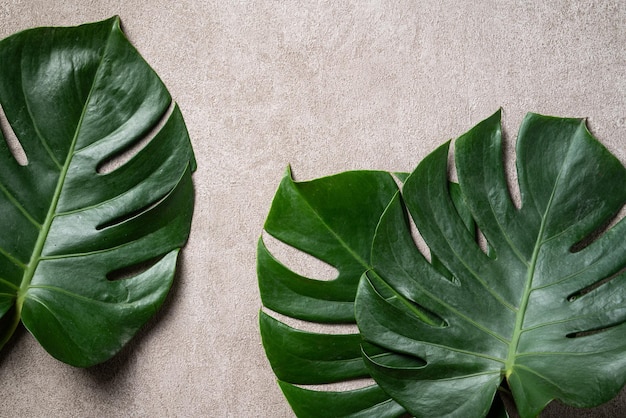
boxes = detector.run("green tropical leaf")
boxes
[0,17,195,367]
[258,168,409,417]
[259,110,625,416]
[356,110,626,417]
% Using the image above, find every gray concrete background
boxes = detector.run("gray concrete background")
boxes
[0,1,625,416]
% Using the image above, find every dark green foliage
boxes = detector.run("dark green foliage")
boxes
[0,17,195,367]
[259,110,625,417]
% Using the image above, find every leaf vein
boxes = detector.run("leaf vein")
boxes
[477,147,530,267]
[418,370,501,383]
[441,237,517,311]
[411,340,506,364]
[384,236,511,345]
[0,181,42,228]
[19,48,62,170]
[0,277,19,291]
[0,245,26,269]
[513,364,561,388]
[293,177,372,272]
[28,284,132,306]
[424,180,517,312]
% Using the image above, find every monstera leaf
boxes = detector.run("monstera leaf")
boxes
[258,169,411,416]
[0,17,195,367]
[259,110,626,417]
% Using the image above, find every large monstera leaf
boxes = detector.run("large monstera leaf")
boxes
[0,18,195,367]
[358,110,626,417]
[259,110,626,417]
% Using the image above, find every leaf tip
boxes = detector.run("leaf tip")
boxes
[284,164,293,179]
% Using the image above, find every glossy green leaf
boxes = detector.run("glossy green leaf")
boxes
[260,110,625,417]
[356,110,626,417]
[0,17,195,367]
[258,169,408,416]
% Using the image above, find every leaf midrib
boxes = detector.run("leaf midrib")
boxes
[14,24,115,317]
[505,210,548,376]
[505,134,578,376]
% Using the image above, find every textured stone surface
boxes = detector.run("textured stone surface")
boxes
[0,1,624,416]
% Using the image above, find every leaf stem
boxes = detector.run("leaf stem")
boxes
[0,305,21,350]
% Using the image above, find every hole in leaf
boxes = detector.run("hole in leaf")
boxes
[475,226,496,259]
[501,124,522,210]
[261,232,339,282]
[404,207,431,264]
[0,103,27,166]
[391,172,410,185]
[447,140,458,183]
[476,226,489,255]
[570,204,625,253]
[97,100,175,174]
[567,266,626,302]
[261,309,359,335]
[566,316,626,339]
[106,254,166,281]
[96,191,168,231]
[293,378,378,393]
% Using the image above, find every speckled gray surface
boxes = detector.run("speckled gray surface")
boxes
[0,1,624,417]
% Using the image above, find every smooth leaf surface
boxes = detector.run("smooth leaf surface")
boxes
[356,110,626,417]
[258,169,408,417]
[0,17,195,366]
